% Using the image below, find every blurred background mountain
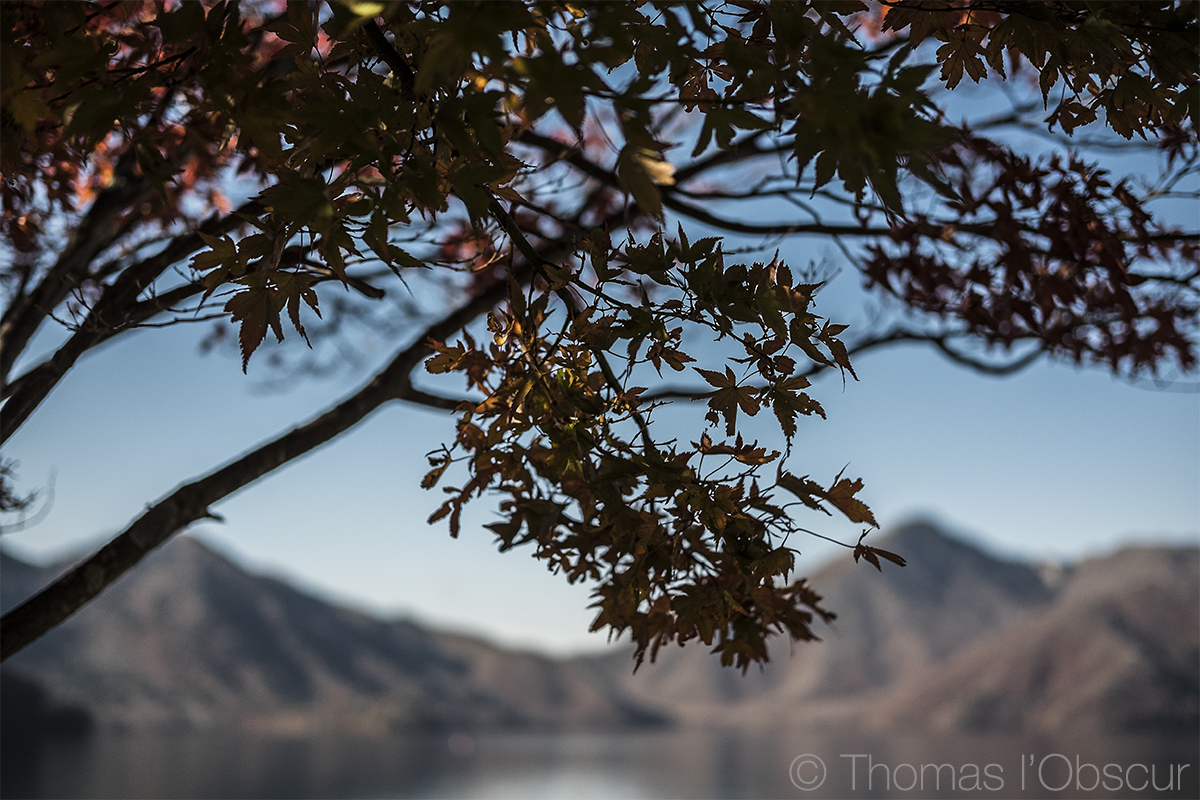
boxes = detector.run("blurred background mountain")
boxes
[4,521,1196,740]
[4,522,1195,796]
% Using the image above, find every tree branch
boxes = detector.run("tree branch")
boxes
[0,201,265,446]
[0,242,391,405]
[929,337,1044,375]
[363,19,414,90]
[0,197,637,660]
[515,130,1200,247]
[0,271,507,661]
[640,329,1046,402]
[0,152,152,384]
[513,130,898,237]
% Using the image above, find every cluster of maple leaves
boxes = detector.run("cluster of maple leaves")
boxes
[422,227,897,667]
[865,135,1198,373]
[2,0,1195,667]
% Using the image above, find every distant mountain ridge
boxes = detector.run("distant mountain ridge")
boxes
[1,538,665,734]
[576,522,1062,723]
[593,524,1198,737]
[865,542,1200,734]
[3,523,1196,736]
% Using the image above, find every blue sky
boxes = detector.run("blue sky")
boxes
[5,258,1197,654]
[3,61,1198,656]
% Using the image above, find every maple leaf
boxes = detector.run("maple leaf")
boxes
[266,2,318,60]
[661,348,696,372]
[818,323,858,383]
[191,232,237,277]
[770,375,825,438]
[421,450,451,489]
[853,530,906,571]
[825,469,878,527]
[224,279,284,372]
[680,62,717,110]
[694,433,777,465]
[276,271,321,346]
[694,366,760,435]
[647,341,696,375]
[777,472,831,515]
[750,547,795,579]
[616,146,674,218]
[425,343,466,374]
[937,29,989,90]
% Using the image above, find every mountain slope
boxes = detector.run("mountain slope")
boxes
[584,522,1059,725]
[4,523,1195,737]
[1,550,62,616]
[2,537,665,733]
[862,544,1200,734]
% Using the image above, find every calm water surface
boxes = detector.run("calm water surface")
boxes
[4,727,1196,799]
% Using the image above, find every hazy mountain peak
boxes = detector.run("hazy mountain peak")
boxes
[866,520,1056,606]
[865,543,1199,735]
[3,536,667,734]
[1,549,62,615]
[4,523,1194,738]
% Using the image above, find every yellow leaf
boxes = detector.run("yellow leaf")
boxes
[344,1,385,16]
[636,149,676,186]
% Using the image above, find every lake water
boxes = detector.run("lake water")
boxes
[4,727,1196,799]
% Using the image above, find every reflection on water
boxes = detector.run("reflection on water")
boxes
[4,727,1196,799]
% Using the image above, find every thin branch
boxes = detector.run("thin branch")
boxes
[513,130,899,237]
[118,312,228,329]
[662,194,898,238]
[0,196,639,660]
[0,200,265,446]
[674,132,785,183]
[515,129,1200,246]
[640,329,1046,402]
[363,19,414,90]
[0,152,152,384]
[488,198,658,452]
[1129,268,1200,289]
[0,272,507,662]
[930,337,1044,375]
[402,387,470,411]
